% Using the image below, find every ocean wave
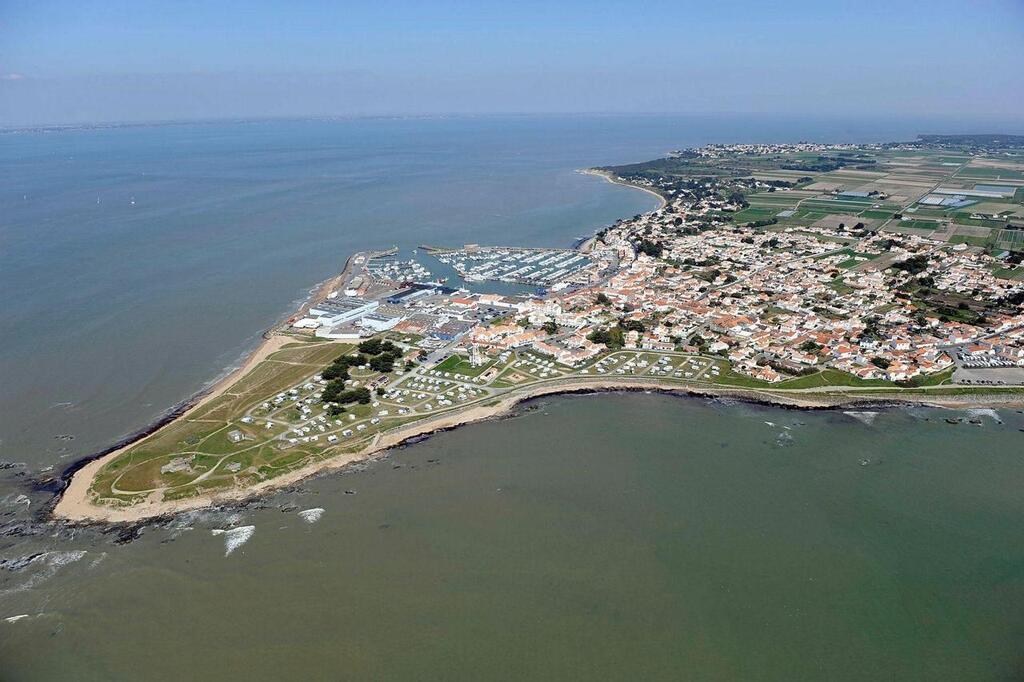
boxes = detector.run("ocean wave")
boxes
[0,550,88,597]
[966,408,1002,423]
[298,508,325,524]
[211,526,255,556]
[844,411,879,426]
[1,494,31,510]
[171,508,243,529]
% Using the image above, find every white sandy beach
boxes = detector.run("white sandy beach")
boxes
[580,168,668,210]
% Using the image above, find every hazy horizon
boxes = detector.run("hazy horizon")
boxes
[5,111,1024,136]
[2,0,1022,128]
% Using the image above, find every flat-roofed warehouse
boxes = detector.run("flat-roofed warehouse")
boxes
[308,297,379,326]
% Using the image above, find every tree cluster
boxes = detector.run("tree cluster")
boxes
[637,239,664,258]
[323,385,372,406]
[619,319,645,333]
[892,255,929,276]
[587,318,646,349]
[321,352,367,382]
[319,338,404,408]
[727,191,749,208]
[587,326,625,349]
[358,338,402,374]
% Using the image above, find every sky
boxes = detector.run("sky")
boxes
[1,0,1023,126]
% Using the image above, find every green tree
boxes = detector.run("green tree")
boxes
[587,326,625,349]
[637,239,663,258]
[321,364,350,382]
[358,338,383,355]
[619,319,645,333]
[369,354,396,373]
[799,340,821,354]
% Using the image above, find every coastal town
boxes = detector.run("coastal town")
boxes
[293,135,1024,387]
[55,135,1024,521]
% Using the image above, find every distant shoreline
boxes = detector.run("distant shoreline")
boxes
[580,168,668,210]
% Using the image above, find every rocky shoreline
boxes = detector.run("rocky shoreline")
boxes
[45,375,1022,526]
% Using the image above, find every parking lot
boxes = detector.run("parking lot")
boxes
[953,366,1024,385]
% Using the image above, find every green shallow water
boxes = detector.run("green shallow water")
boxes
[4,393,1024,680]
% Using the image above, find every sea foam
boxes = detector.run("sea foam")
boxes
[298,508,325,524]
[967,408,1002,423]
[844,411,879,426]
[211,526,255,556]
[0,550,88,597]
[1,493,31,510]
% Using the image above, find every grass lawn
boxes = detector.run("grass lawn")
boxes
[847,385,1024,397]
[953,214,1009,229]
[897,219,941,230]
[707,363,954,390]
[382,331,425,346]
[777,369,892,389]
[434,354,495,377]
[828,277,854,294]
[88,338,428,503]
[907,367,955,387]
[992,266,1024,280]
[949,234,991,247]
[859,209,896,220]
[956,167,1024,181]
[732,207,778,222]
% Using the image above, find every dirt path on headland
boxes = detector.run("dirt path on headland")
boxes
[49,252,380,524]
[50,373,1024,524]
[51,333,295,523]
